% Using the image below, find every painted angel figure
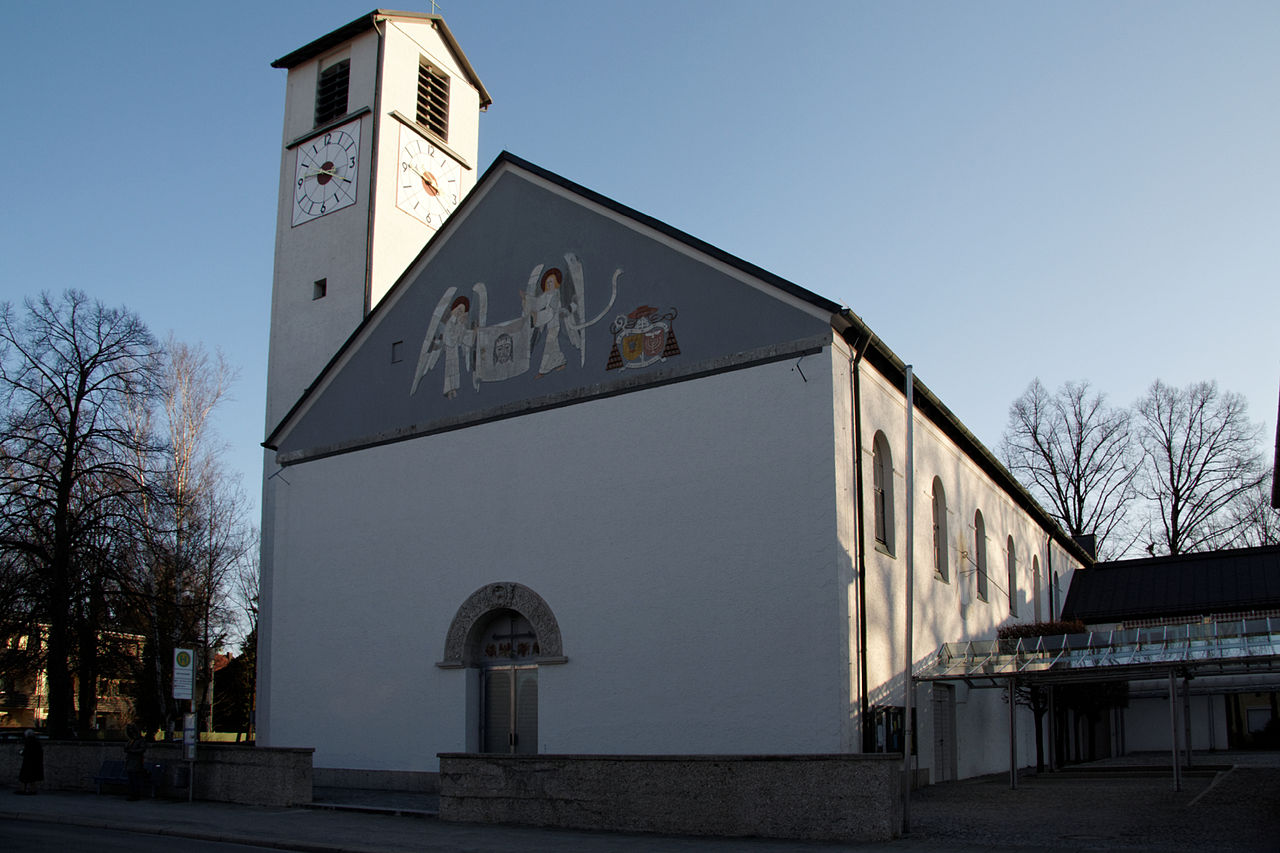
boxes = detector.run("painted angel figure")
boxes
[523,253,614,378]
[411,287,476,398]
[528,267,579,376]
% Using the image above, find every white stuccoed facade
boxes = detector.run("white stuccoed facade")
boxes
[265,354,850,768]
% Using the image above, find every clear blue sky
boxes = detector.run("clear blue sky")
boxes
[4,1,1277,521]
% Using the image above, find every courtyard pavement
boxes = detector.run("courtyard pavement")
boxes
[0,752,1276,852]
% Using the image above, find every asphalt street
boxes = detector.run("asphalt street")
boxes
[1,821,285,853]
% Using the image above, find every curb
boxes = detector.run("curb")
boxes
[0,807,391,853]
[303,801,437,818]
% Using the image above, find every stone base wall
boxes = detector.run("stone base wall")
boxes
[314,767,439,793]
[1,740,312,807]
[438,753,902,842]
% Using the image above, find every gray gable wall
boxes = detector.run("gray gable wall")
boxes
[272,164,833,463]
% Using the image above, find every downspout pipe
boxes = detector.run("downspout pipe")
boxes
[1044,533,1056,771]
[902,365,916,830]
[1045,534,1055,618]
[845,320,873,753]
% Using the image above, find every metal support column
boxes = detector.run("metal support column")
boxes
[1182,674,1193,769]
[1009,680,1018,789]
[1047,686,1057,772]
[1207,692,1216,751]
[1168,669,1182,792]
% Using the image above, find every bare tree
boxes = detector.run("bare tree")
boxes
[124,338,244,735]
[218,538,259,741]
[0,291,160,736]
[229,527,260,649]
[1001,379,1138,559]
[191,476,253,733]
[1135,380,1267,555]
[1221,469,1280,549]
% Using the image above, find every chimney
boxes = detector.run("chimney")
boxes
[1073,534,1097,560]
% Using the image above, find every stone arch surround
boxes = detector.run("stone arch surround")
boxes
[436,582,567,668]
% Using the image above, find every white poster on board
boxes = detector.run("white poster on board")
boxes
[173,648,194,700]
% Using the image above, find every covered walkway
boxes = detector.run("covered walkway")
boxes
[914,618,1280,789]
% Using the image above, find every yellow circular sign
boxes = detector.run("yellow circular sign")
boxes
[176,651,192,667]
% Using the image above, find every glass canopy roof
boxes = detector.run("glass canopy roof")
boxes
[913,617,1280,688]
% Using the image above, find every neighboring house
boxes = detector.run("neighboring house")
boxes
[0,628,142,735]
[0,630,36,729]
[257,11,1090,787]
[1061,544,1280,753]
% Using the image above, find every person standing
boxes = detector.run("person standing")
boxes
[124,724,147,801]
[16,729,42,795]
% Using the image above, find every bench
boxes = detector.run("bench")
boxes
[93,759,127,793]
[93,759,165,797]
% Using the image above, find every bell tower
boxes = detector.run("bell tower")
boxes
[264,10,490,430]
[257,12,488,747]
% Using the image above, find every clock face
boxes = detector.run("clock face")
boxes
[292,118,361,225]
[396,124,462,229]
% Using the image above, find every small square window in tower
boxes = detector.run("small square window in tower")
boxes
[417,58,450,141]
[315,58,350,127]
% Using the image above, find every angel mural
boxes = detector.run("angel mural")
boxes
[527,266,577,377]
[411,252,620,398]
[411,291,475,398]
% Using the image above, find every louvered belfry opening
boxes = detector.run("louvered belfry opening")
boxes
[417,58,450,140]
[314,59,350,126]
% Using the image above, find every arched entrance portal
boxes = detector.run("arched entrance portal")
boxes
[437,583,566,755]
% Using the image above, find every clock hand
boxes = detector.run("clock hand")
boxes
[403,163,440,194]
[405,163,434,182]
[303,167,351,182]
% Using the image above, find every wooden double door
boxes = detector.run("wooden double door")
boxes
[482,664,538,754]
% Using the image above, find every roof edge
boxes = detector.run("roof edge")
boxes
[271,10,491,108]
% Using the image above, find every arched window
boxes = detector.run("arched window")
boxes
[872,432,894,554]
[1032,555,1042,622]
[974,510,988,601]
[931,477,948,582]
[1006,536,1017,616]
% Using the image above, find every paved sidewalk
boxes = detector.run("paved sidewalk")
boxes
[907,756,1278,852]
[310,785,438,817]
[0,787,909,853]
[1,752,1276,852]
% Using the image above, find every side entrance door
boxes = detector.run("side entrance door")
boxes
[933,683,957,782]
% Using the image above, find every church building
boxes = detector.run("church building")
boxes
[257,10,1090,788]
